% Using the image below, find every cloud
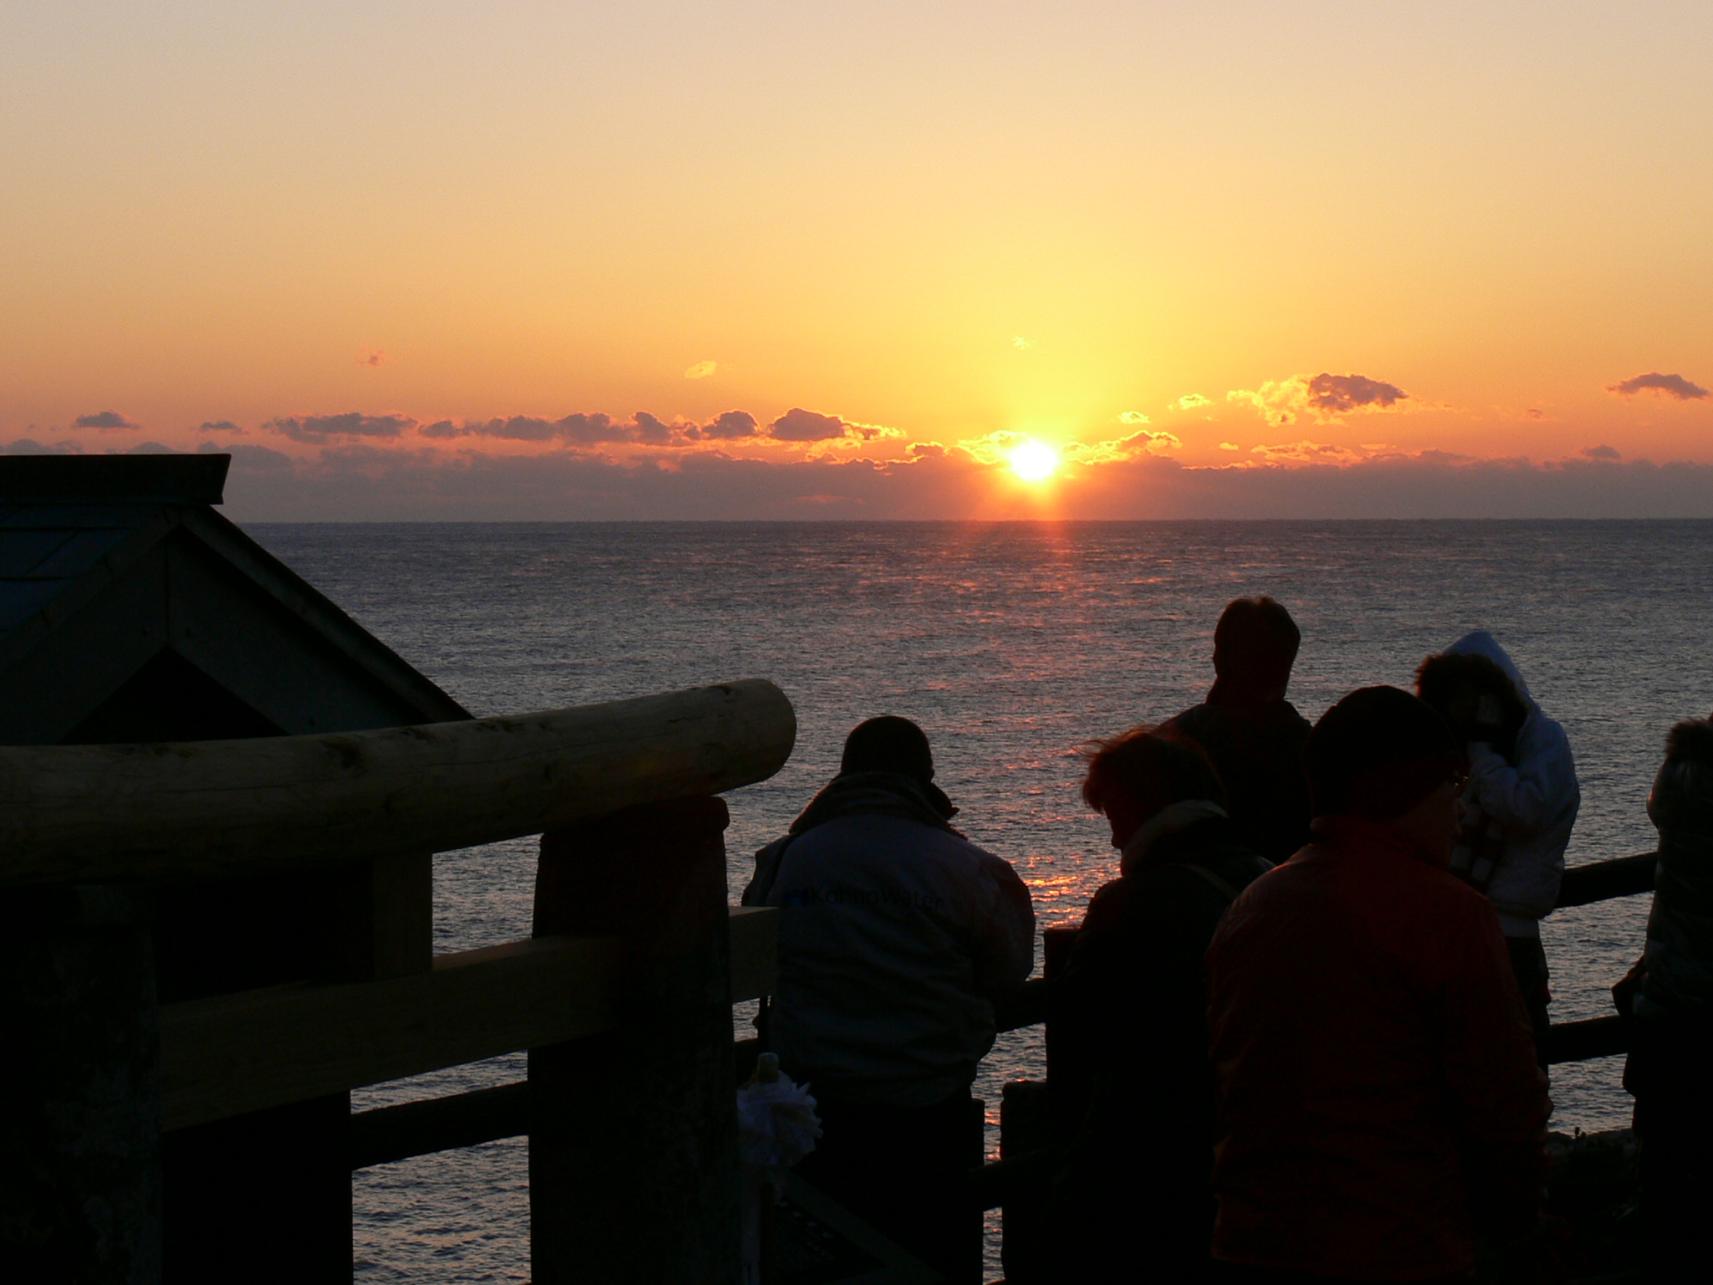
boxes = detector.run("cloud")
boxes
[1526,408,1546,420]
[74,410,139,429]
[1247,439,1382,466]
[1012,336,1034,351]
[1124,429,1180,454]
[557,412,634,443]
[414,410,736,447]
[1306,373,1408,413]
[1606,371,1708,400]
[1227,382,1301,426]
[908,442,947,459]
[1228,372,1409,425]
[360,349,385,367]
[1218,441,1240,452]
[3,438,80,454]
[683,360,718,380]
[264,411,415,442]
[769,407,850,442]
[1118,410,1152,425]
[474,416,562,441]
[1071,427,1181,466]
[1173,393,1212,411]
[198,440,294,472]
[199,419,244,434]
[699,410,759,440]
[197,438,1713,523]
[845,419,905,442]
[1582,444,1622,461]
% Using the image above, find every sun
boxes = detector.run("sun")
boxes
[1009,440,1060,483]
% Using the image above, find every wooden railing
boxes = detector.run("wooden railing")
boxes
[1,680,794,1284]
[5,682,1660,1284]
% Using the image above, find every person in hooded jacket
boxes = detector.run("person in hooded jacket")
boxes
[1047,726,1272,1281]
[1415,630,1580,1060]
[1614,715,1713,1281]
[742,716,1034,1283]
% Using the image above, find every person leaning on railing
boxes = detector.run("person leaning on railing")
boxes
[1615,714,1713,1283]
[742,715,1035,1284]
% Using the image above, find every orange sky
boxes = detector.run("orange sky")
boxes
[4,2,1711,517]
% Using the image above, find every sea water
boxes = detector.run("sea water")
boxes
[247,519,1713,1282]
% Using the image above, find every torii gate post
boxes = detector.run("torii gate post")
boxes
[529,795,742,1284]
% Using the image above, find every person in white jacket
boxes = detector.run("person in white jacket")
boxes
[1416,630,1580,1063]
[742,716,1034,1282]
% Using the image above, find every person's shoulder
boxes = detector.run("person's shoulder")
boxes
[1398,858,1505,936]
[906,824,1021,881]
[1079,875,1129,926]
[1164,700,1214,732]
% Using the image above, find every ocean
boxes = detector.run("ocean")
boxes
[246,519,1713,1282]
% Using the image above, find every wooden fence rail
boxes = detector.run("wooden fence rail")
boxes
[0,678,795,886]
[4,675,1664,1284]
[4,680,794,1284]
[341,852,1661,1188]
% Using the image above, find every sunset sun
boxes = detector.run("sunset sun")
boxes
[1010,440,1060,483]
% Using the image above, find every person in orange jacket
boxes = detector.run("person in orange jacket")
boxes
[1206,686,1550,1283]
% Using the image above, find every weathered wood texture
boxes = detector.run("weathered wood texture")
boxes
[728,904,778,1001]
[160,905,775,1137]
[163,1095,352,1282]
[0,678,795,886]
[341,911,777,1168]
[1541,1015,1630,1065]
[160,936,622,1131]
[0,886,162,1281]
[1557,852,1657,908]
[530,797,742,1285]
[350,1082,530,1171]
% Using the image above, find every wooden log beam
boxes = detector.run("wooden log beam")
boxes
[1556,853,1657,909]
[162,906,770,1136]
[728,905,777,1002]
[0,679,795,887]
[996,977,1048,1034]
[350,1082,530,1171]
[530,797,742,1284]
[1542,1014,1630,1065]
[2,886,162,1278]
[159,935,622,1131]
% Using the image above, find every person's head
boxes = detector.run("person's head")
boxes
[1212,597,1301,699]
[1414,650,1527,754]
[1305,686,1466,864]
[1082,725,1226,848]
[1648,715,1713,838]
[841,715,934,784]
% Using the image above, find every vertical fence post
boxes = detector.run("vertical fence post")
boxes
[529,795,740,1284]
[1,886,162,1282]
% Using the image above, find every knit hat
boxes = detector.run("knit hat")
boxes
[841,715,935,783]
[1306,686,1464,820]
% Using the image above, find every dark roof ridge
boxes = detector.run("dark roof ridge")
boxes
[0,454,229,506]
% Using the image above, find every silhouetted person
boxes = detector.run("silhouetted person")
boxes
[1167,597,1312,864]
[1206,687,1549,1283]
[1416,630,1579,1063]
[1616,715,1713,1282]
[1047,727,1271,1281]
[743,716,1035,1283]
